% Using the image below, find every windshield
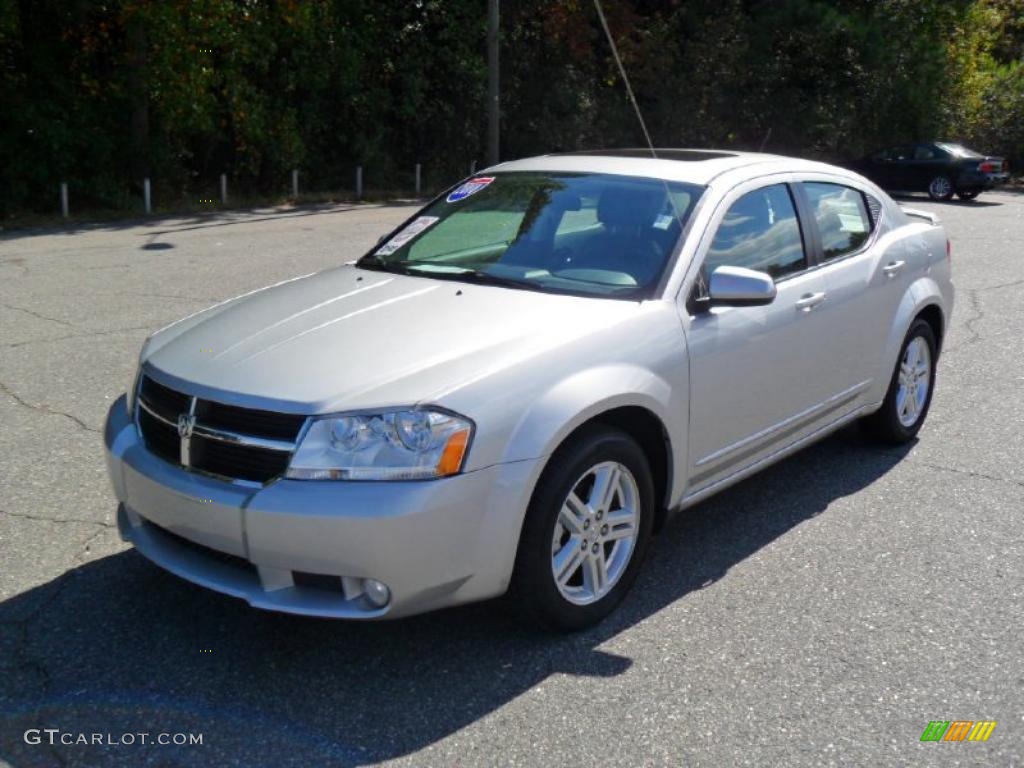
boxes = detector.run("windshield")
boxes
[357,172,703,298]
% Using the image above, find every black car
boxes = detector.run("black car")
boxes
[850,142,1009,201]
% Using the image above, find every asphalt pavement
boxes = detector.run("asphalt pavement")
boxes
[1,193,1022,767]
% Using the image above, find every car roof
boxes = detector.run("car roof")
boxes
[487,149,844,186]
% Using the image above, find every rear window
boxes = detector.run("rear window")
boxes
[936,143,982,159]
[803,182,871,261]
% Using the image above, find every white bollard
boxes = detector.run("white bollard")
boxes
[470,160,477,174]
[143,178,151,214]
[292,169,299,198]
[355,166,363,200]
[220,173,227,204]
[60,182,68,218]
[415,163,421,196]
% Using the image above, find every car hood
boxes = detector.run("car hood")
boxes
[143,266,641,412]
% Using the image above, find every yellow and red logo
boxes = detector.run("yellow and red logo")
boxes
[921,720,997,742]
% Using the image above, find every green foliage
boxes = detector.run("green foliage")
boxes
[1,0,1021,216]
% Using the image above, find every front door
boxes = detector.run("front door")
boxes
[683,181,849,495]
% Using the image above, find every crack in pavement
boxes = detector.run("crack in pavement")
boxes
[1,302,77,328]
[915,460,1024,491]
[875,446,1024,491]
[0,378,101,433]
[0,516,118,696]
[956,286,985,349]
[945,277,1024,352]
[134,291,213,302]
[2,323,152,349]
[0,508,115,528]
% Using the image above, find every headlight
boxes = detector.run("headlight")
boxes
[285,408,473,481]
[125,344,147,416]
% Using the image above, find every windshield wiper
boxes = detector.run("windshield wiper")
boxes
[404,265,548,293]
[356,256,414,275]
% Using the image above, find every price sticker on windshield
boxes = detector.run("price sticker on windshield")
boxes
[375,216,440,256]
[446,177,495,203]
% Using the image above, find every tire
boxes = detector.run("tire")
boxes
[957,190,980,201]
[863,319,937,444]
[927,175,954,201]
[511,424,655,631]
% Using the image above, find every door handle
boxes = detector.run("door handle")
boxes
[795,292,826,312]
[882,260,906,278]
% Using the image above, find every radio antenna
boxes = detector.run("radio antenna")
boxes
[592,0,657,160]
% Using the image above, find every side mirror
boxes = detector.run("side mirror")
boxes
[707,265,776,307]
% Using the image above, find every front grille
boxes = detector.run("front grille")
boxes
[191,434,292,483]
[136,374,306,484]
[138,406,180,464]
[193,399,306,440]
[140,375,190,420]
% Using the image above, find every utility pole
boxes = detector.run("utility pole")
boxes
[487,0,500,167]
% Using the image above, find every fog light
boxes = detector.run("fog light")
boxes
[363,578,391,608]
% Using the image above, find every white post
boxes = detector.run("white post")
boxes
[292,169,299,198]
[60,182,69,218]
[220,173,227,204]
[470,160,477,174]
[143,178,151,214]
[414,163,421,196]
[355,166,363,200]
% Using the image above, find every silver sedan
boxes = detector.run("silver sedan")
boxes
[104,150,953,629]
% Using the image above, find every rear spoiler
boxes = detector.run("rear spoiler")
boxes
[901,206,940,226]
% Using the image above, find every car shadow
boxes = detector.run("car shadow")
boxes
[0,201,423,243]
[0,426,911,767]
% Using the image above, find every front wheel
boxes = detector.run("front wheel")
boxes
[863,319,937,443]
[512,424,654,631]
[928,175,954,201]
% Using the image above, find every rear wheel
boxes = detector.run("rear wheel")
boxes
[957,190,980,201]
[927,175,954,201]
[863,319,937,443]
[512,424,654,631]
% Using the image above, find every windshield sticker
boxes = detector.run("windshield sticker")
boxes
[653,214,674,230]
[375,216,440,255]
[446,176,495,203]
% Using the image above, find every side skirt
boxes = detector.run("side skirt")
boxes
[676,403,873,512]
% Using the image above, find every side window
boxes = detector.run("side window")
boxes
[914,144,939,161]
[803,182,871,260]
[705,184,806,280]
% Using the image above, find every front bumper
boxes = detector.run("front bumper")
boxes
[104,396,540,619]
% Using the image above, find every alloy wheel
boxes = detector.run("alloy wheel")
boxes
[896,336,931,427]
[928,176,953,200]
[550,461,640,605]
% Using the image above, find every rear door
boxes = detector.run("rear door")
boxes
[908,143,952,191]
[795,179,911,395]
[682,180,851,496]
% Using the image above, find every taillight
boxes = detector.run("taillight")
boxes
[979,160,998,173]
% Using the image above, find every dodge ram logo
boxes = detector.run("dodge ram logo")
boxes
[177,413,196,438]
